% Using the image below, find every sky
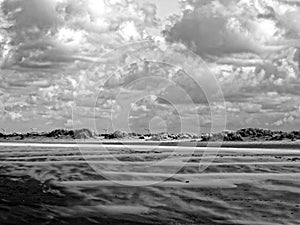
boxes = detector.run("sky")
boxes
[0,0,300,133]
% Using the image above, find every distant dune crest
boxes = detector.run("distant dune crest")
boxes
[0,128,299,142]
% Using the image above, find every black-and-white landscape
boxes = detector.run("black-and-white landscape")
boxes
[0,0,300,224]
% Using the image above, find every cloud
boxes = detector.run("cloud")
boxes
[162,1,300,125]
[1,0,300,132]
[164,0,292,57]
[0,0,158,70]
[0,0,163,131]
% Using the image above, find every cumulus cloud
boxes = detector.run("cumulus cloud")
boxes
[0,0,163,131]
[0,0,159,70]
[0,3,215,81]
[164,0,300,80]
[1,0,300,132]
[164,0,291,57]
[161,0,300,130]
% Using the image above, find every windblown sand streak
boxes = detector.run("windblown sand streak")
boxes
[0,143,300,225]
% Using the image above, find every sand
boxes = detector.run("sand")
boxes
[0,142,299,224]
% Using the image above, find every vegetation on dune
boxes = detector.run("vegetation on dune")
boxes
[74,129,94,139]
[0,128,299,142]
[104,130,128,139]
[236,128,300,141]
[0,129,95,140]
[201,128,300,142]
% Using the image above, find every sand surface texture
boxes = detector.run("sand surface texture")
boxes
[0,143,300,224]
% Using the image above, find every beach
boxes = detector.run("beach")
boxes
[0,142,299,224]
